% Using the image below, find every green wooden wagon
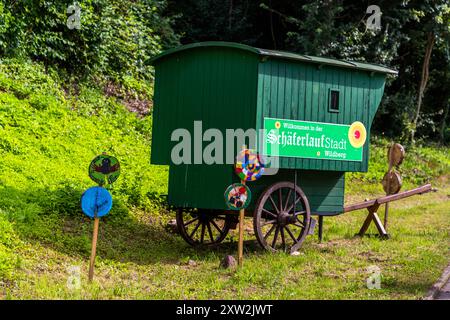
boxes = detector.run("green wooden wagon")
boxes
[149,41,400,252]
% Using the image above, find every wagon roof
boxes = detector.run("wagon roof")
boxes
[149,41,398,75]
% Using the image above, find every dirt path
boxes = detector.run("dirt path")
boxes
[426,263,450,300]
[435,279,450,300]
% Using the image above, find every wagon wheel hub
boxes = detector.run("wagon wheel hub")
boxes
[277,211,295,226]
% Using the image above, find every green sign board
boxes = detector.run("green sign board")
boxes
[263,117,367,162]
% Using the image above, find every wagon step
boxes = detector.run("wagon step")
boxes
[307,218,317,235]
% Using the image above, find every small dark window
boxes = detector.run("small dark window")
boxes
[329,89,340,112]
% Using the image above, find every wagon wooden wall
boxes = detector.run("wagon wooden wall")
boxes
[151,46,258,165]
[152,46,259,210]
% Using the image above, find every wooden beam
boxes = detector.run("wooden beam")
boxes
[344,184,432,213]
[375,184,431,205]
[344,199,376,212]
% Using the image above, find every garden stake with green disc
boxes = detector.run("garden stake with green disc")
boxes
[82,153,120,282]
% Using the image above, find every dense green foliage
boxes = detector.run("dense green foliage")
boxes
[0,59,448,281]
[0,0,177,84]
[0,1,447,142]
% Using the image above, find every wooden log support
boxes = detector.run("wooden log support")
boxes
[357,203,389,238]
[318,216,324,243]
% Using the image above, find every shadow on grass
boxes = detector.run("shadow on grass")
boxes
[0,184,266,266]
[382,277,434,298]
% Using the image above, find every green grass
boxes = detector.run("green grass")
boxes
[0,59,449,299]
[2,189,449,299]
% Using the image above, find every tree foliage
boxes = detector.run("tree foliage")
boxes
[0,0,448,142]
[166,0,450,143]
[0,0,178,83]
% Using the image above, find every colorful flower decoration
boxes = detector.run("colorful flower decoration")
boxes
[234,149,265,181]
[224,183,251,210]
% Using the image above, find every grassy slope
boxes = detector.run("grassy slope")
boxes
[0,60,449,299]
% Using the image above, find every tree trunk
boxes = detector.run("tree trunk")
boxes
[269,0,276,49]
[411,32,435,144]
[439,100,449,143]
[439,48,449,144]
[228,0,233,30]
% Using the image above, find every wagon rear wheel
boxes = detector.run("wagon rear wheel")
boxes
[253,181,311,253]
[176,209,233,246]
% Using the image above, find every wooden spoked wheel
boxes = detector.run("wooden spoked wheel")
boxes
[253,182,311,253]
[176,209,233,246]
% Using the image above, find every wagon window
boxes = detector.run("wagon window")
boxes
[329,89,340,112]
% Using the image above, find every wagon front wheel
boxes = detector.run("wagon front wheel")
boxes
[254,181,311,253]
[176,209,233,246]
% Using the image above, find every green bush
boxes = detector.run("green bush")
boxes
[0,59,168,229]
[0,0,178,85]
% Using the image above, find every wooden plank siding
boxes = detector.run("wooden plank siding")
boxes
[153,47,259,209]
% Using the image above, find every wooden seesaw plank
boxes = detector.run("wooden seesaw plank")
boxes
[343,184,432,238]
[343,184,432,213]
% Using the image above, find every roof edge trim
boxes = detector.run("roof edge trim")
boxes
[148,41,259,64]
[148,41,398,75]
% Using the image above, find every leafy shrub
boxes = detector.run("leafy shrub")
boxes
[0,59,168,230]
[0,0,178,85]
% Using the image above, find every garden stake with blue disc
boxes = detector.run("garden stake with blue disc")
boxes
[82,152,120,282]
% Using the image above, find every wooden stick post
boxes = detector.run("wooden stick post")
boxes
[238,180,245,267]
[88,216,99,282]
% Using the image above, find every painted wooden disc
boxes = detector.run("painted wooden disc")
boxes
[81,186,113,218]
[234,149,264,181]
[382,171,402,195]
[89,154,120,186]
[224,183,251,210]
[388,143,405,167]
[348,121,367,149]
